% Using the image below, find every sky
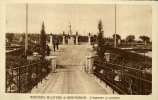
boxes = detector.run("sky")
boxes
[6,4,152,40]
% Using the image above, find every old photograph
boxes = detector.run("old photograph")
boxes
[5,4,152,95]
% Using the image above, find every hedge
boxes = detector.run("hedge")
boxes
[104,45,152,69]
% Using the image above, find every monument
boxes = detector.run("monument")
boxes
[69,23,72,36]
[68,23,74,45]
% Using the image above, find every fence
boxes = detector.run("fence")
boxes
[6,60,51,93]
[93,60,152,95]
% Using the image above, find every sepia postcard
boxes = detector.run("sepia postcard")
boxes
[0,0,158,100]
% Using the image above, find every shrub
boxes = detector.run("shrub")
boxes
[104,45,152,69]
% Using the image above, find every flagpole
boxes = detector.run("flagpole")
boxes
[114,4,116,48]
[25,3,28,55]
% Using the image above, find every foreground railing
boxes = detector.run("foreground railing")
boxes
[6,60,51,93]
[93,60,152,95]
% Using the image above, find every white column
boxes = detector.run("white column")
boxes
[45,56,57,73]
[50,35,52,45]
[52,57,57,73]
[88,36,91,45]
[62,36,65,45]
[88,57,92,73]
[85,56,88,72]
[76,36,78,45]
[86,56,92,73]
[91,57,94,69]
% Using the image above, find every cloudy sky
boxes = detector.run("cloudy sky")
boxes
[6,4,152,40]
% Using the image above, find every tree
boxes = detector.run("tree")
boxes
[139,35,150,45]
[97,20,105,61]
[112,34,121,42]
[126,35,135,44]
[40,22,46,58]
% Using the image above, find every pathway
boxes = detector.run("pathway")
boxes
[31,45,115,94]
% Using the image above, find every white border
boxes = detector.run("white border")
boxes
[0,0,158,100]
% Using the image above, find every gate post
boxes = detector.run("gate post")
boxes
[62,36,65,45]
[50,56,57,73]
[86,56,90,73]
[76,36,78,45]
[86,56,93,74]
[86,56,87,71]
[45,56,57,73]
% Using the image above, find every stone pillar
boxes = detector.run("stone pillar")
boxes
[88,57,92,73]
[62,36,65,45]
[85,56,88,71]
[45,56,57,73]
[50,35,52,45]
[88,36,91,45]
[50,56,57,73]
[76,36,78,45]
[86,56,92,73]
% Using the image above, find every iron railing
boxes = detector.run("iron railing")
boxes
[93,60,152,95]
[6,60,51,93]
